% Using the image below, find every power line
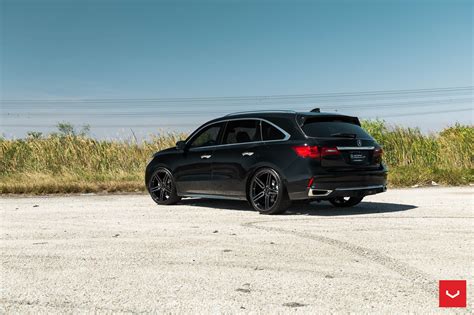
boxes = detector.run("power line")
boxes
[1,86,472,104]
[1,124,199,128]
[3,107,471,128]
[365,107,472,118]
[3,97,470,116]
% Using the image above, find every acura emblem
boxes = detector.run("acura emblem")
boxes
[357,139,362,147]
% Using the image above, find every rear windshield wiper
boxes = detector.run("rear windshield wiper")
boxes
[330,132,357,138]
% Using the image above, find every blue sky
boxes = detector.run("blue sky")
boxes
[1,0,473,138]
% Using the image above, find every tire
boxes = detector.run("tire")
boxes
[148,168,181,205]
[248,168,291,215]
[329,196,363,208]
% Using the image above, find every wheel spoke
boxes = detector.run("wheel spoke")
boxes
[162,174,171,190]
[154,174,164,186]
[150,186,161,193]
[254,177,265,189]
[149,169,176,203]
[163,173,169,185]
[250,170,281,211]
[268,188,278,195]
[266,173,272,187]
[252,191,265,202]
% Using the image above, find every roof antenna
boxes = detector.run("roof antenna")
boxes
[310,107,320,113]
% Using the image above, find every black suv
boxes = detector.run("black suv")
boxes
[146,110,387,214]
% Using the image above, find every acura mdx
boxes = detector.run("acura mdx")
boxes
[145,110,387,214]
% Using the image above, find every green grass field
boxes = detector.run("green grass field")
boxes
[1,121,472,194]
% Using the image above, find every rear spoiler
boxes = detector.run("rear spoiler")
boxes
[297,114,361,127]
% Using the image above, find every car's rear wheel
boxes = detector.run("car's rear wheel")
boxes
[249,168,290,214]
[148,168,181,205]
[329,196,363,207]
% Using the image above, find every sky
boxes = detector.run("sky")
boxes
[1,0,473,138]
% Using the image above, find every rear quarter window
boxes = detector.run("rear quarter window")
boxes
[262,121,286,141]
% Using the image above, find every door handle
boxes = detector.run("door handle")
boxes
[201,154,212,159]
[242,152,254,157]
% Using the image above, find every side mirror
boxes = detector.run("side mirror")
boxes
[176,141,186,151]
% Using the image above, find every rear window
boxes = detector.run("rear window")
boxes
[301,118,371,139]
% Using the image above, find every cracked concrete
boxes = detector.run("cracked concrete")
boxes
[1,187,473,313]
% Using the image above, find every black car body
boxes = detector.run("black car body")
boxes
[146,110,387,214]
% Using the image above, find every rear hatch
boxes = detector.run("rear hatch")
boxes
[298,114,383,170]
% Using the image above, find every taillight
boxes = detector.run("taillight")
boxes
[293,146,341,159]
[292,145,320,158]
[321,147,340,157]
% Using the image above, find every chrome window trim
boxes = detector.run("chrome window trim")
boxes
[186,121,225,150]
[260,119,291,142]
[186,121,224,145]
[186,118,290,150]
[336,146,375,150]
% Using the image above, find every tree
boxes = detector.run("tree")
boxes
[54,122,91,137]
[26,131,43,139]
[56,122,75,136]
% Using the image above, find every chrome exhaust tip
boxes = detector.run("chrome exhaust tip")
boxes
[308,189,332,197]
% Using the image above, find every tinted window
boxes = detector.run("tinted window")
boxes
[302,119,371,138]
[188,123,223,148]
[223,120,261,144]
[262,121,286,141]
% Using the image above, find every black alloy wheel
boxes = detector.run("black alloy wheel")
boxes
[148,168,181,205]
[249,168,290,214]
[329,196,363,207]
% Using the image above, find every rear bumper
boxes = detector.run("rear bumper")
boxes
[288,168,387,200]
[307,184,386,199]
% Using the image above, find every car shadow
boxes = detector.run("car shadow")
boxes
[179,198,417,216]
[285,201,416,216]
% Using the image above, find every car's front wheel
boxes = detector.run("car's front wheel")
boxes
[249,168,290,214]
[148,168,181,205]
[329,196,363,207]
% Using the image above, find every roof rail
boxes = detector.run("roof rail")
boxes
[225,110,297,117]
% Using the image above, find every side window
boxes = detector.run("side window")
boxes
[188,123,223,148]
[262,121,286,141]
[223,120,261,144]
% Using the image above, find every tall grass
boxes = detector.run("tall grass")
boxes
[0,132,185,193]
[0,122,472,194]
[362,121,473,186]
